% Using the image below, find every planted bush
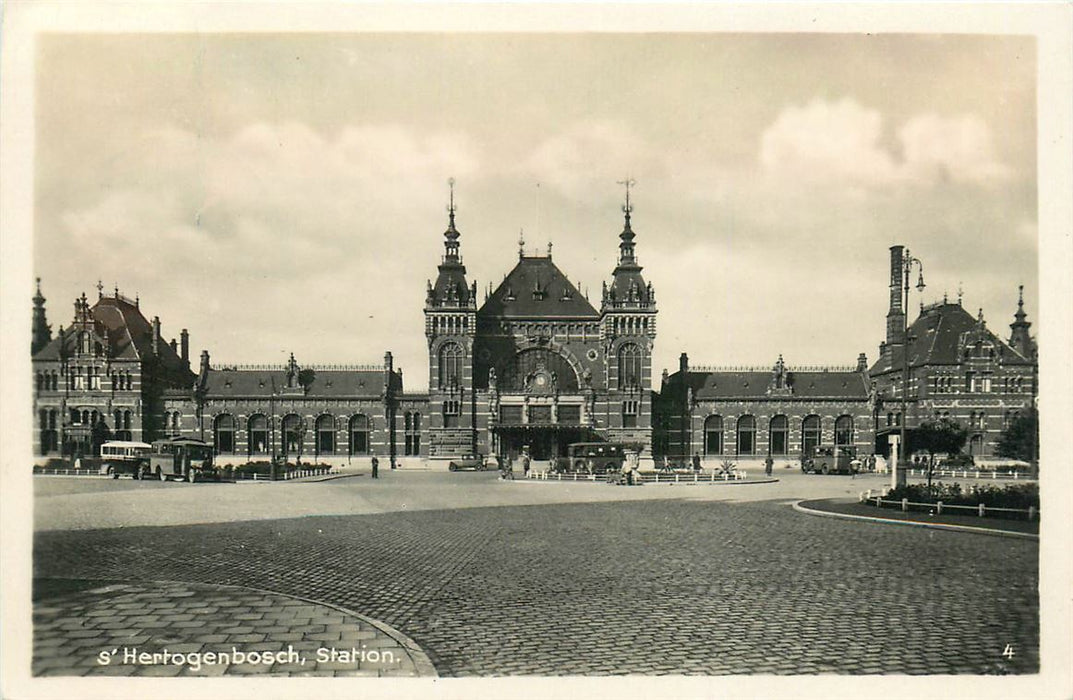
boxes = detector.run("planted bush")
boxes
[882,482,1039,510]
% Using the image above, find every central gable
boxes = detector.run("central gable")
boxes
[478,256,599,320]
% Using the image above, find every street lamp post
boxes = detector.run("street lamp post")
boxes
[897,250,925,488]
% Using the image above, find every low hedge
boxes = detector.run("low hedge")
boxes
[881,482,1039,510]
[225,461,333,479]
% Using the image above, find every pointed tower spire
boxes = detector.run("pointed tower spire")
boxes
[1009,284,1035,359]
[443,177,461,263]
[518,229,526,260]
[31,277,52,355]
[616,177,637,266]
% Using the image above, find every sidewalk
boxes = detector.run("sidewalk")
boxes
[33,579,437,677]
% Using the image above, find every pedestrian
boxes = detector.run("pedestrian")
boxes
[522,452,531,478]
[371,455,379,479]
[764,455,773,476]
[692,453,701,473]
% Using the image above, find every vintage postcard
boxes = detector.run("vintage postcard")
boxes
[2,2,1071,699]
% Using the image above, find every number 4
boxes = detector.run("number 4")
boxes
[1002,644,1015,659]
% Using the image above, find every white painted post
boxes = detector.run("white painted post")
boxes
[901,498,908,512]
[937,501,943,514]
[889,435,900,491]
[675,474,679,483]
[1029,506,1036,521]
[978,503,985,517]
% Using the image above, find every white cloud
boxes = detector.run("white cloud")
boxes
[758,98,1012,189]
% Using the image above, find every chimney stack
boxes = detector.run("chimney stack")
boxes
[886,245,905,346]
[180,329,190,366]
[199,349,210,375]
[152,316,162,355]
[856,353,868,372]
[679,352,689,374]
[170,338,178,353]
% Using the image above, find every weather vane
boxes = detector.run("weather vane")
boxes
[447,177,456,217]
[617,177,636,215]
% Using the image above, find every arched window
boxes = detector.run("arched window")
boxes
[618,343,642,390]
[214,414,235,454]
[349,414,370,454]
[704,415,723,455]
[802,415,822,454]
[316,414,335,455]
[248,414,268,454]
[834,415,854,446]
[281,414,302,456]
[769,415,789,455]
[438,342,464,389]
[736,415,756,455]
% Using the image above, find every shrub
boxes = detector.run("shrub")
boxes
[883,482,1038,510]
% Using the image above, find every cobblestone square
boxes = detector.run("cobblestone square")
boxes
[30,473,1039,677]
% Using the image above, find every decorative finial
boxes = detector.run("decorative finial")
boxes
[617,176,636,217]
[447,177,456,223]
[977,308,985,324]
[97,280,104,299]
[135,294,139,308]
[1018,284,1024,308]
[547,241,553,257]
[943,290,948,304]
[114,283,119,298]
[957,282,963,305]
[518,228,525,259]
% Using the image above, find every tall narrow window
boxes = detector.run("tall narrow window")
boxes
[834,415,854,446]
[248,415,268,454]
[622,400,639,428]
[618,343,642,390]
[282,414,302,456]
[315,414,335,455]
[802,415,822,454]
[438,342,464,389]
[349,414,369,454]
[214,414,235,454]
[704,415,724,455]
[736,415,756,455]
[442,400,461,428]
[769,415,788,455]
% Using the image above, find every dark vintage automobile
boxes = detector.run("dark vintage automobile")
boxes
[448,453,487,471]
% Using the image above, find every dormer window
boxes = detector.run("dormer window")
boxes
[504,286,515,302]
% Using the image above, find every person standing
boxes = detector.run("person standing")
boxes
[371,455,379,480]
[692,453,702,473]
[521,452,530,479]
[764,455,773,477]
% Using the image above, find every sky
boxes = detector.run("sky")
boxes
[33,33,1038,389]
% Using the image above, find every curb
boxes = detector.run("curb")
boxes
[37,577,439,677]
[792,500,1039,540]
[514,476,781,486]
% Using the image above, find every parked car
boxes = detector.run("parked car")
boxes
[801,445,859,475]
[941,453,975,468]
[448,453,486,471]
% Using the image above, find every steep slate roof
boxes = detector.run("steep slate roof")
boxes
[203,367,393,398]
[670,369,869,400]
[870,302,1032,375]
[33,296,192,379]
[479,256,598,320]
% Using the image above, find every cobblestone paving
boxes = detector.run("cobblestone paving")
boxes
[33,580,434,677]
[34,499,1038,676]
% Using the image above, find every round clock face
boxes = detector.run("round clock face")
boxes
[535,374,548,387]
[586,349,598,361]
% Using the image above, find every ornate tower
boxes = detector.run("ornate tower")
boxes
[31,278,52,355]
[1008,285,1036,359]
[424,179,478,457]
[600,179,657,455]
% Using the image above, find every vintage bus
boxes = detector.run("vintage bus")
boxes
[147,437,218,482]
[563,442,629,475]
[801,444,859,475]
[99,441,152,479]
